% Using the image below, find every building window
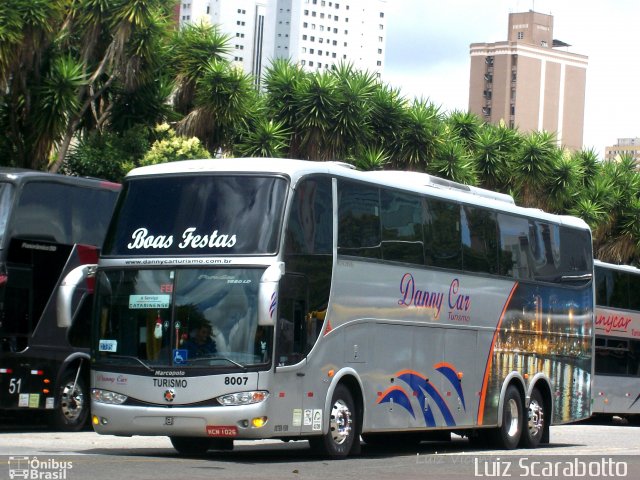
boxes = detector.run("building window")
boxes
[310,48,315,54]
[377,60,382,66]
[380,12,384,18]
[541,40,548,47]
[333,28,338,33]
[332,52,336,58]
[303,34,308,40]
[517,31,524,40]
[312,11,316,16]
[304,22,308,27]
[311,36,315,41]
[378,36,383,42]
[304,9,309,15]
[309,61,314,66]
[206,6,210,13]
[320,13,325,18]
[379,24,384,29]
[335,3,339,9]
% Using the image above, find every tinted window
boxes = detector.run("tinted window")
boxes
[338,181,381,259]
[286,177,332,255]
[424,199,461,269]
[497,214,531,278]
[283,177,333,365]
[104,175,287,256]
[528,221,561,282]
[629,273,640,310]
[380,190,424,264]
[558,227,593,284]
[461,206,498,274]
[12,182,117,247]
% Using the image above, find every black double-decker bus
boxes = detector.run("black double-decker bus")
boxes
[0,169,119,430]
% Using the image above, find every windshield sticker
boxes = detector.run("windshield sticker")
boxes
[99,339,118,352]
[129,294,171,309]
[127,227,237,250]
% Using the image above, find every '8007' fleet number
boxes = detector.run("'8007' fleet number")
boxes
[224,376,248,385]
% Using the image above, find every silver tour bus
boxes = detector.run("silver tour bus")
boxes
[592,260,640,423]
[60,159,594,457]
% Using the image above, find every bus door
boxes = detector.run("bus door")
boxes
[273,273,309,435]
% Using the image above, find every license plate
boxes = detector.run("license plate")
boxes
[206,425,238,437]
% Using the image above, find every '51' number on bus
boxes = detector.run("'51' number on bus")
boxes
[8,378,22,394]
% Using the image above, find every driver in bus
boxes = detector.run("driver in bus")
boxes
[183,324,217,358]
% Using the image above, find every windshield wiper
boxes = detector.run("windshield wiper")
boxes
[105,354,154,372]
[189,355,247,370]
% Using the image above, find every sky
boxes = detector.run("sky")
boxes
[382,0,640,155]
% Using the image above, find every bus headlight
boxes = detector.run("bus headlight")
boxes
[91,388,128,405]
[217,391,269,406]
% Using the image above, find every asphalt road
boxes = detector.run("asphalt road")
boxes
[0,418,638,480]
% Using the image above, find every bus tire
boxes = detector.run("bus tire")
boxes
[520,388,545,448]
[489,385,523,450]
[51,371,89,432]
[170,437,211,456]
[309,384,357,459]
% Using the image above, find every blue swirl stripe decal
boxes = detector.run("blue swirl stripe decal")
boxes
[377,386,415,418]
[435,362,466,411]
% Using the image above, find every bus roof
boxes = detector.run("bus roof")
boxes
[126,158,590,231]
[594,260,640,274]
[0,167,120,190]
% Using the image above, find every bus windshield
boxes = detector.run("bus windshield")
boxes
[103,175,288,256]
[93,268,271,369]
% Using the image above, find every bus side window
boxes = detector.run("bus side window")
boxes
[281,176,333,366]
[276,274,308,366]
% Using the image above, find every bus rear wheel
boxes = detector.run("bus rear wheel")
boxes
[520,388,545,448]
[309,385,357,458]
[489,385,523,450]
[51,371,89,432]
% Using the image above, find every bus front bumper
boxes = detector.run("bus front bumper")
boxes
[91,401,273,439]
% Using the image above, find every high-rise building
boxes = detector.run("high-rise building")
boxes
[468,11,588,151]
[604,138,640,164]
[177,0,387,83]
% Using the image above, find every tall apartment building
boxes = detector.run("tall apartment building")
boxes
[177,0,387,82]
[604,138,640,164]
[469,11,588,151]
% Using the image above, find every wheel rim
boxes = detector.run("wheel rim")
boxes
[527,399,544,437]
[505,398,520,438]
[60,381,84,422]
[330,398,353,445]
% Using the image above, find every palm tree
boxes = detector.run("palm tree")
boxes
[177,60,256,154]
[396,98,443,171]
[428,141,478,185]
[511,130,559,208]
[170,21,232,114]
[50,0,174,172]
[349,146,389,171]
[472,122,520,192]
[294,69,339,160]
[327,63,377,160]
[261,58,308,156]
[368,84,408,165]
[445,110,482,153]
[545,150,585,213]
[234,118,290,158]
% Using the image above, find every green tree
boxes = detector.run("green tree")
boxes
[140,123,211,166]
[176,59,256,154]
[396,98,443,171]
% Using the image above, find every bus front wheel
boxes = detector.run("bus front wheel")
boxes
[490,385,523,450]
[51,371,89,432]
[309,384,357,459]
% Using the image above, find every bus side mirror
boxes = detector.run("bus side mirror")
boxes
[258,262,284,326]
[57,264,97,328]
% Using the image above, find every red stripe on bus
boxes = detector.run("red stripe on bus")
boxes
[477,282,519,425]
